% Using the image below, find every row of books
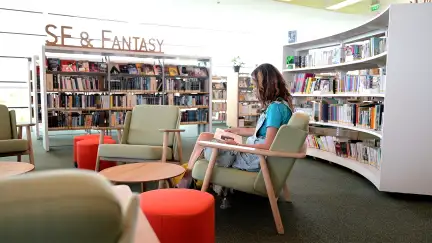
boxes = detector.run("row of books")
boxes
[47,58,108,73]
[292,71,386,95]
[46,58,209,78]
[213,90,227,100]
[239,76,253,89]
[212,82,226,90]
[313,101,384,131]
[46,74,107,91]
[213,102,226,112]
[239,91,258,102]
[306,135,381,168]
[110,77,160,91]
[46,94,110,109]
[111,111,126,127]
[47,111,108,128]
[165,78,204,92]
[213,112,226,121]
[288,37,387,68]
[239,103,261,115]
[166,94,209,106]
[181,109,209,122]
[111,95,163,107]
[110,63,208,77]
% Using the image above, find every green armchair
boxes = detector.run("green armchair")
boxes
[190,112,309,234]
[0,170,142,243]
[96,105,184,171]
[0,104,34,165]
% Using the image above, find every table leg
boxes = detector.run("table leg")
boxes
[141,183,146,192]
[167,179,174,188]
[99,130,105,144]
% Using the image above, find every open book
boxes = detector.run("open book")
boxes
[214,128,243,144]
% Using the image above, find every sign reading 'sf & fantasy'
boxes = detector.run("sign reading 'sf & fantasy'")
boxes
[45,24,164,53]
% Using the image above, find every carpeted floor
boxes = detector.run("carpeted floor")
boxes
[5,129,432,243]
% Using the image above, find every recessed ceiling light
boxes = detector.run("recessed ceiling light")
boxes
[326,0,363,10]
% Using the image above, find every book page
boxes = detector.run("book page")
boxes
[214,128,242,144]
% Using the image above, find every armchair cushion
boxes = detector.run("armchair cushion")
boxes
[0,105,12,140]
[99,144,173,161]
[127,105,180,146]
[192,159,258,195]
[0,139,28,153]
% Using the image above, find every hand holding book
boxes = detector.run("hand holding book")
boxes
[214,128,242,144]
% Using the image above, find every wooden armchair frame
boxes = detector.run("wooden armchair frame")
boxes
[0,123,36,165]
[187,133,306,234]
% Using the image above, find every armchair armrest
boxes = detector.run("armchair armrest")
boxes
[158,129,185,133]
[158,129,186,163]
[197,141,306,158]
[16,123,36,127]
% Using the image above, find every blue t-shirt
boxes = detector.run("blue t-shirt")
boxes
[257,102,292,138]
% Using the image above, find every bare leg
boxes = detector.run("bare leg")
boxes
[177,132,213,188]
[187,132,214,170]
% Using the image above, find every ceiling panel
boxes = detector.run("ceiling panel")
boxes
[274,0,375,14]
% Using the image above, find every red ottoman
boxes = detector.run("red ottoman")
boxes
[76,138,117,171]
[139,189,215,243]
[73,134,111,167]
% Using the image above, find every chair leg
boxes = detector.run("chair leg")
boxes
[282,183,291,203]
[26,126,34,166]
[17,155,21,162]
[201,147,218,192]
[95,156,101,172]
[258,155,284,234]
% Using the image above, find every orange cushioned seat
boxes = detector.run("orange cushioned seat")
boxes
[77,138,116,171]
[73,134,111,167]
[139,189,215,243]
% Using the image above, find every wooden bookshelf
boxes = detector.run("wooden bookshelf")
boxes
[211,76,227,124]
[283,4,432,196]
[36,45,212,151]
[226,73,261,128]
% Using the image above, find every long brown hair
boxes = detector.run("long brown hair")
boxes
[251,63,294,111]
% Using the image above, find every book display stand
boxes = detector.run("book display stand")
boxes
[283,4,432,196]
[226,73,262,128]
[32,45,212,151]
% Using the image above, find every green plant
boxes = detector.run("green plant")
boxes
[232,56,244,67]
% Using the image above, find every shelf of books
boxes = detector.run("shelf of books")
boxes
[227,73,261,128]
[211,76,227,124]
[38,45,212,151]
[283,4,432,196]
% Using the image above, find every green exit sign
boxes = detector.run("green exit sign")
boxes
[371,3,380,11]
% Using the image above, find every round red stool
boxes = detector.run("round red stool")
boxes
[139,189,215,243]
[73,134,111,168]
[76,138,116,171]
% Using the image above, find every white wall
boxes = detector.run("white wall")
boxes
[0,0,369,75]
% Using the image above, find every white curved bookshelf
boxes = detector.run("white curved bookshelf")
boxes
[309,121,382,139]
[292,93,385,98]
[284,8,389,50]
[307,148,380,188]
[283,52,387,73]
[283,4,432,196]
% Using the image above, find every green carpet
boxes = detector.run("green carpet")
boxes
[3,130,432,243]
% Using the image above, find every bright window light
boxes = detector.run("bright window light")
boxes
[326,0,364,10]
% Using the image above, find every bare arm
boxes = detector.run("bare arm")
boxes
[226,127,278,150]
[226,127,255,137]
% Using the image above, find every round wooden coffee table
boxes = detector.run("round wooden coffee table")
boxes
[99,162,185,190]
[0,162,35,177]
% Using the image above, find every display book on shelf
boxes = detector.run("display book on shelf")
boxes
[226,72,261,128]
[36,45,212,151]
[282,4,432,196]
[211,76,227,123]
